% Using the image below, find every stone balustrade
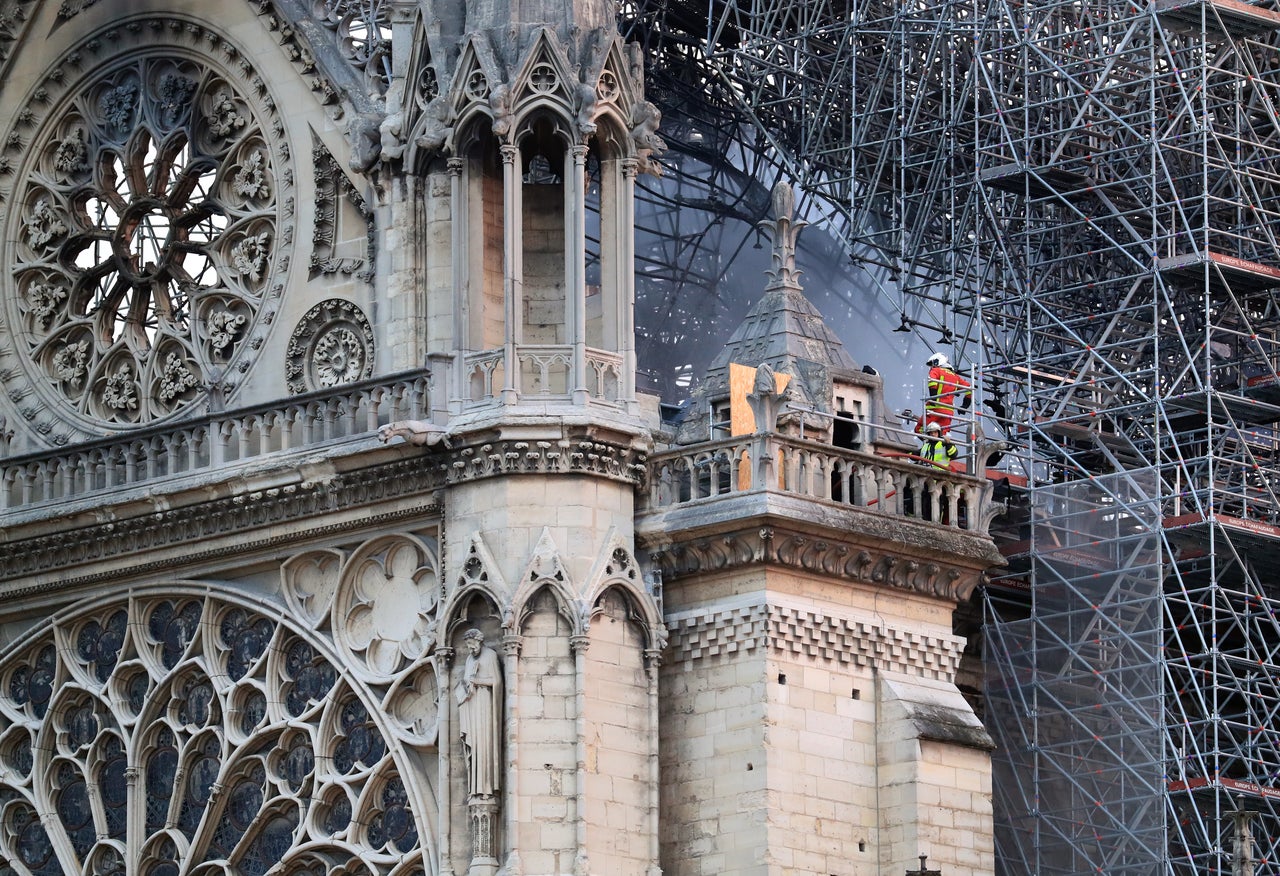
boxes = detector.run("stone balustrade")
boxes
[646,432,992,534]
[464,345,623,402]
[0,371,432,511]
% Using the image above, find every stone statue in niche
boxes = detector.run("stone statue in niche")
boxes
[747,361,784,433]
[456,628,503,798]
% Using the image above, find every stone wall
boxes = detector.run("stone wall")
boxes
[513,593,579,874]
[659,568,993,876]
[585,590,653,872]
[660,628,769,874]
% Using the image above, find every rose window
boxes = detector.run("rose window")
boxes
[0,590,434,876]
[4,44,288,432]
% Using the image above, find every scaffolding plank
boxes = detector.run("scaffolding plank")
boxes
[1166,388,1280,423]
[1165,512,1280,552]
[978,162,1089,199]
[1154,0,1280,35]
[1244,374,1280,409]
[1170,776,1280,801]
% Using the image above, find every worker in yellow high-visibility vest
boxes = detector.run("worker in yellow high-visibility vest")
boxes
[919,421,958,469]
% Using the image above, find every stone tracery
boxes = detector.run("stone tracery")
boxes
[3,30,290,435]
[0,589,434,876]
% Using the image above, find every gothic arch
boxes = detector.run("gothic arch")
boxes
[438,535,507,638]
[581,543,664,651]
[589,113,632,161]
[0,584,437,876]
[505,529,579,637]
[443,36,504,151]
[586,583,660,650]
[512,580,581,640]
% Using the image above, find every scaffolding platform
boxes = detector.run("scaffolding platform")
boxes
[1153,0,1280,36]
[1156,251,1280,295]
[978,162,1089,199]
[1164,513,1280,575]
[1167,388,1280,423]
[1245,374,1280,408]
[1033,417,1146,466]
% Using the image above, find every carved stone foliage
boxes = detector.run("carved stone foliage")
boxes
[285,298,375,394]
[0,22,293,440]
[309,0,393,96]
[0,588,431,876]
[0,2,36,80]
[647,526,982,602]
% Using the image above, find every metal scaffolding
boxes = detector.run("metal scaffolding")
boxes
[970,0,1280,871]
[620,0,1280,872]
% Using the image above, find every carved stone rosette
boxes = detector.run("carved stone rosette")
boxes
[285,298,376,394]
[0,19,293,440]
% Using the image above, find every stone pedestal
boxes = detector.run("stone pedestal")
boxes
[468,796,500,876]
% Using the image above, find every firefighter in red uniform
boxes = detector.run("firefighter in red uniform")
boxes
[916,352,971,434]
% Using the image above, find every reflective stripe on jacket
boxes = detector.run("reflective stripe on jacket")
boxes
[921,437,958,469]
[926,366,971,415]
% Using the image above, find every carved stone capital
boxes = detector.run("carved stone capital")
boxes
[643,647,664,672]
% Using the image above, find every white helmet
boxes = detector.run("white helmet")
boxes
[925,421,941,434]
[926,352,951,369]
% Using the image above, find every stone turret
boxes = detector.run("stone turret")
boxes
[384,3,667,875]
[640,183,1002,876]
[676,182,890,449]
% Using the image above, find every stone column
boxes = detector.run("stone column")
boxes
[500,143,521,404]
[619,158,639,411]
[571,633,590,876]
[502,632,524,876]
[447,157,467,411]
[645,647,663,876]
[567,144,589,405]
[436,646,455,876]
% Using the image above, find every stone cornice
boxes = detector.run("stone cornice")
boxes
[665,597,965,682]
[644,524,983,603]
[1,435,645,584]
[0,502,436,601]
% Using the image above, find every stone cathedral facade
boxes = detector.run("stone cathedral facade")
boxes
[0,2,1002,876]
